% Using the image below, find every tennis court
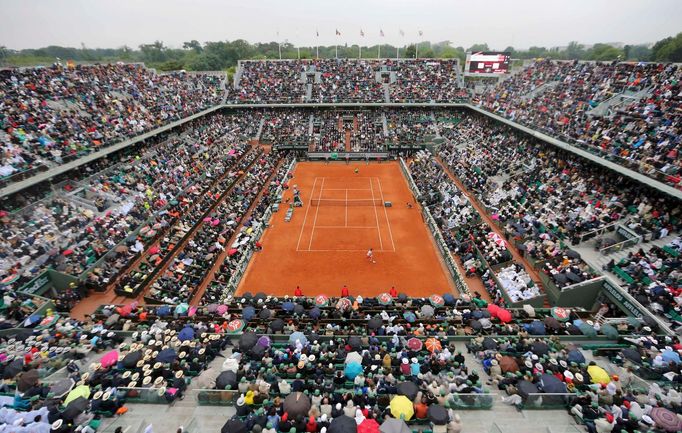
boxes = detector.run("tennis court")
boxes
[236,161,456,297]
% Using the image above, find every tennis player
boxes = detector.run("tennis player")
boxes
[366,248,376,264]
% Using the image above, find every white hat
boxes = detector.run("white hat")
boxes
[51,420,63,430]
[402,358,409,364]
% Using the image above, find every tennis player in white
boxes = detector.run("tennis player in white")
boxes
[366,248,376,264]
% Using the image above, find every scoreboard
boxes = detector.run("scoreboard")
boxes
[465,51,511,75]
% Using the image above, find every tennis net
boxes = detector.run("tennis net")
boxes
[310,198,383,206]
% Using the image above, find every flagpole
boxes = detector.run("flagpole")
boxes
[359,45,361,59]
[416,40,419,59]
[378,44,380,59]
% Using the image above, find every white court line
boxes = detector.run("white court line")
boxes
[323,188,371,191]
[302,249,395,252]
[368,177,384,250]
[295,177,317,251]
[377,178,396,252]
[314,226,378,229]
[307,177,326,251]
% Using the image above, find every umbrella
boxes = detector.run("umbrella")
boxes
[175,303,189,315]
[242,306,256,321]
[309,307,321,320]
[293,304,305,315]
[407,338,423,351]
[420,305,434,318]
[544,317,561,331]
[336,298,352,312]
[531,341,549,357]
[516,380,539,401]
[62,396,89,420]
[389,395,414,421]
[156,348,177,363]
[283,392,311,417]
[396,381,419,400]
[216,371,237,390]
[3,358,23,379]
[329,415,357,433]
[239,332,258,351]
[254,292,267,302]
[622,348,643,364]
[345,351,363,365]
[49,378,74,398]
[104,313,120,327]
[17,369,39,392]
[427,404,449,425]
[650,407,682,432]
[425,337,442,353]
[222,419,247,433]
[397,293,408,303]
[122,351,142,368]
[380,419,411,433]
[567,349,585,364]
[257,336,271,348]
[403,311,416,323]
[499,356,519,373]
[527,321,546,335]
[470,320,482,332]
[578,323,597,337]
[487,232,506,248]
[64,384,91,405]
[599,323,619,339]
[314,294,329,307]
[539,373,567,393]
[226,319,245,334]
[347,336,362,351]
[377,293,393,306]
[358,418,381,433]
[250,344,265,358]
[178,326,195,341]
[207,304,219,313]
[627,316,642,329]
[217,305,228,315]
[344,362,363,380]
[481,337,497,350]
[258,308,272,320]
[281,302,295,312]
[23,314,41,327]
[443,293,455,305]
[289,332,308,348]
[551,307,570,321]
[367,316,382,330]
[269,318,285,332]
[587,365,611,384]
[100,350,119,368]
[662,350,680,365]
[428,294,445,308]
[156,305,171,316]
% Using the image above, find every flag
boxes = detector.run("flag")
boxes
[360,29,364,37]
[380,29,384,37]
[316,30,319,37]
[399,29,405,37]
[419,30,423,36]
[336,29,341,36]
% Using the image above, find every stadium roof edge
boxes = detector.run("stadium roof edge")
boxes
[1,102,680,201]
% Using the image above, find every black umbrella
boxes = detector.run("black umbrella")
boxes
[309,308,321,320]
[269,319,285,332]
[516,380,539,401]
[258,309,272,320]
[122,351,143,368]
[482,337,497,350]
[49,378,75,399]
[293,304,305,315]
[62,396,90,420]
[539,373,568,405]
[156,348,177,363]
[3,359,23,379]
[216,371,237,390]
[239,332,258,351]
[250,344,266,358]
[368,317,382,330]
[306,332,320,344]
[531,341,549,357]
[254,292,267,302]
[8,328,33,340]
[347,336,362,351]
[283,392,311,417]
[566,250,581,259]
[397,381,419,401]
[222,419,247,433]
[17,369,39,392]
[328,415,357,433]
[565,272,581,283]
[427,404,449,425]
[544,317,561,331]
[470,319,482,332]
[566,324,583,335]
[622,348,643,364]
[241,292,253,300]
[397,293,408,303]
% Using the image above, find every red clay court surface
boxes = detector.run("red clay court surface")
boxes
[236,161,457,298]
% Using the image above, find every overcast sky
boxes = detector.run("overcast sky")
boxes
[1,0,680,50]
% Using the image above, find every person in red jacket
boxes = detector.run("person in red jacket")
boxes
[305,415,317,432]
[341,285,349,297]
[389,286,398,297]
[294,286,302,297]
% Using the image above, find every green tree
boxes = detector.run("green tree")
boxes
[405,44,416,58]
[139,41,167,63]
[467,43,490,52]
[586,44,623,61]
[183,40,202,53]
[564,41,585,60]
[652,32,682,62]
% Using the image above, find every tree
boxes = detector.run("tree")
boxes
[405,44,416,58]
[139,41,168,63]
[652,32,682,62]
[183,40,202,53]
[467,43,490,52]
[587,44,623,61]
[625,44,652,61]
[503,46,515,56]
[564,41,585,60]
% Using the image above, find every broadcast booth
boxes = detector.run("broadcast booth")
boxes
[463,51,512,93]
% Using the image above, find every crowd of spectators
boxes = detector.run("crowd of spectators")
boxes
[476,60,681,185]
[312,59,385,103]
[236,61,308,103]
[385,59,467,103]
[261,110,311,149]
[1,63,225,182]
